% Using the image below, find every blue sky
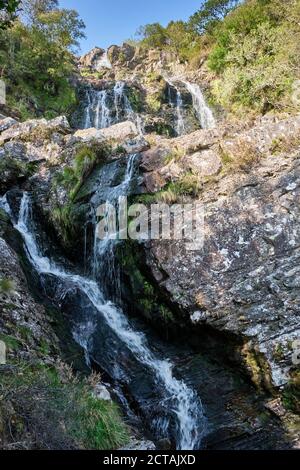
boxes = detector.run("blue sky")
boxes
[59,0,203,53]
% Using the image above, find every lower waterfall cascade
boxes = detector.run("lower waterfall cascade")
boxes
[3,154,207,450]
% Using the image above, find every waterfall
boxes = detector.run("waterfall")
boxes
[9,155,207,450]
[91,153,138,293]
[84,87,112,130]
[0,194,12,216]
[165,78,186,137]
[183,81,215,129]
[94,51,112,70]
[83,81,143,134]
[175,90,186,136]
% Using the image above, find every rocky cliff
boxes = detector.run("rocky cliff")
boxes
[0,43,299,449]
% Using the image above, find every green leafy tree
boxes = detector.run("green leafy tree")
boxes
[137,23,168,49]
[189,0,240,34]
[0,1,85,118]
[0,0,21,28]
[165,21,198,60]
[208,0,300,114]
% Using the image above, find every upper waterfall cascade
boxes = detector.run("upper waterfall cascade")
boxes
[183,81,216,129]
[82,74,214,135]
[95,51,112,70]
[83,81,133,129]
[83,81,143,134]
[165,77,186,137]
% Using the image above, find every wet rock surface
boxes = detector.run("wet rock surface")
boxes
[139,115,300,394]
[1,67,299,449]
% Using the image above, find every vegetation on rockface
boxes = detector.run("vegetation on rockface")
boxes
[0,0,85,120]
[116,241,175,326]
[135,170,202,205]
[208,0,300,114]
[126,86,144,113]
[136,0,300,116]
[0,276,15,294]
[0,359,129,449]
[50,141,110,250]
[283,371,300,414]
[0,156,37,193]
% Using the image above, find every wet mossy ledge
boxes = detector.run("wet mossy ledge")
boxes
[48,141,112,258]
[116,240,177,330]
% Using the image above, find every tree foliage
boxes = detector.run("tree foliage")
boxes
[136,0,300,115]
[0,0,21,28]
[208,0,300,114]
[189,0,241,34]
[0,0,85,119]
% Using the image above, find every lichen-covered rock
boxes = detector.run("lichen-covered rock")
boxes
[121,439,156,450]
[74,120,139,143]
[0,115,71,145]
[0,235,59,360]
[186,149,222,176]
[0,117,17,133]
[139,114,300,391]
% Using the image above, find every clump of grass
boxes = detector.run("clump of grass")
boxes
[283,371,300,414]
[0,360,129,450]
[0,278,15,295]
[0,333,21,352]
[159,305,174,323]
[273,343,285,362]
[270,130,300,155]
[51,141,110,245]
[53,141,110,202]
[164,147,185,164]
[157,172,201,202]
[219,139,261,172]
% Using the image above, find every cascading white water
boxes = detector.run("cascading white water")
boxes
[91,153,138,287]
[95,90,111,129]
[10,155,206,449]
[175,90,186,136]
[94,51,112,70]
[83,81,144,133]
[165,77,186,136]
[84,88,112,130]
[0,194,12,216]
[183,81,215,129]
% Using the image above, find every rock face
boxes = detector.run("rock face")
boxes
[79,47,106,70]
[1,58,299,448]
[139,114,300,391]
[74,120,139,143]
[121,439,156,451]
[0,116,70,145]
[0,229,59,362]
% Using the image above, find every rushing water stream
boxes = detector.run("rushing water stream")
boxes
[82,76,214,136]
[183,81,216,129]
[4,153,207,450]
[0,75,218,448]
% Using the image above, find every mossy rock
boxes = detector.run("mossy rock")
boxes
[116,241,175,325]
